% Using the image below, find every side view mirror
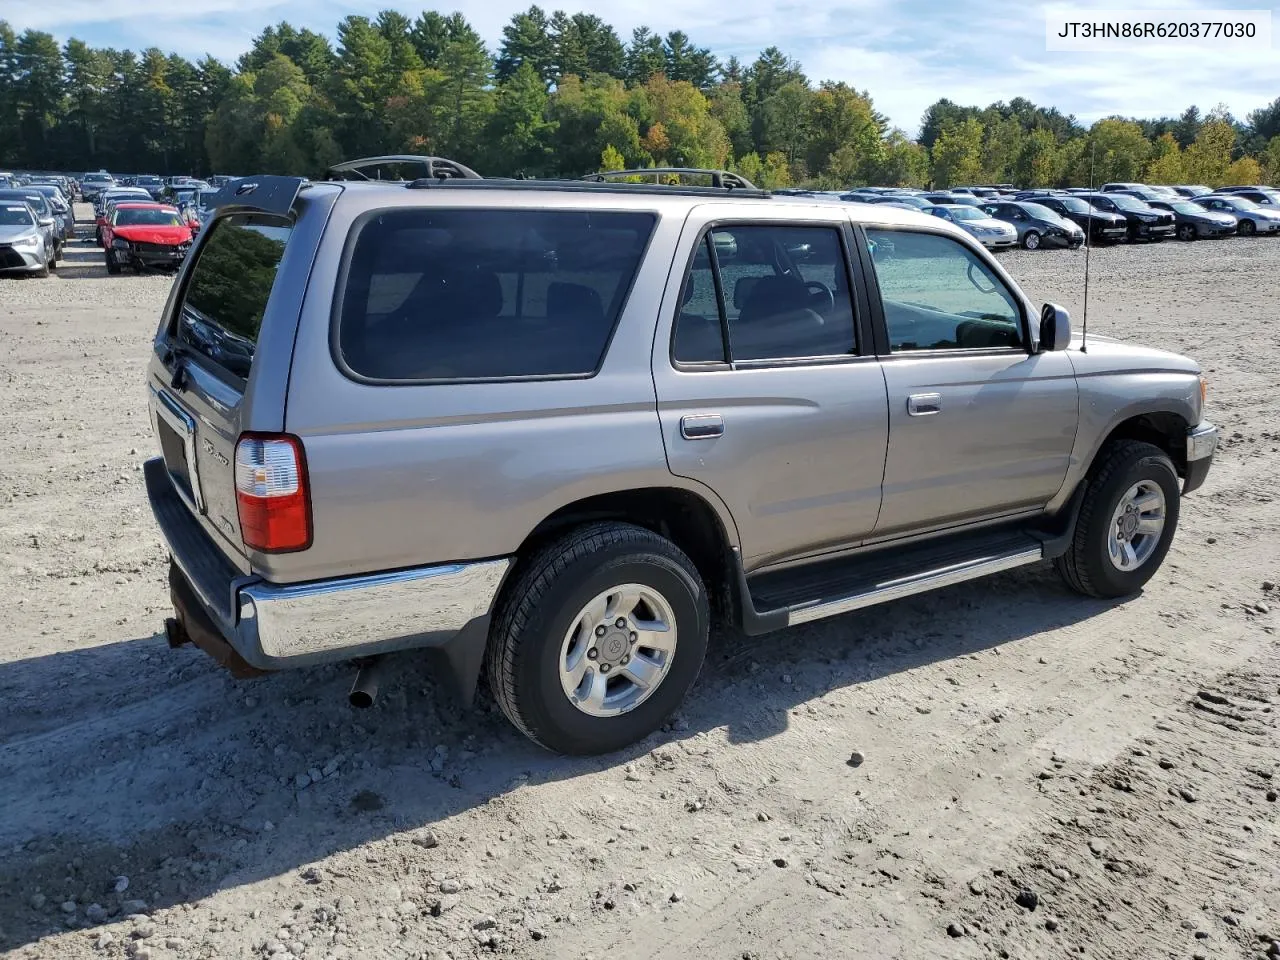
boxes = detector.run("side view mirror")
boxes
[39,217,54,228]
[1039,303,1071,352]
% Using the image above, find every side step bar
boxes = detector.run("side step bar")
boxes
[783,544,1043,626]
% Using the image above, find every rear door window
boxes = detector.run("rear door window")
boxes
[173,214,292,385]
[337,208,655,381]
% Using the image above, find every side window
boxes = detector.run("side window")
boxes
[672,224,857,364]
[865,229,1023,352]
[338,209,655,381]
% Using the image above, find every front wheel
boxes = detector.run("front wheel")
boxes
[1055,440,1181,598]
[1022,230,1041,250]
[1177,223,1196,242]
[105,249,121,275]
[486,522,709,755]
[1238,219,1256,236]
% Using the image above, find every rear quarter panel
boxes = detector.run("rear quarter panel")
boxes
[273,191,731,584]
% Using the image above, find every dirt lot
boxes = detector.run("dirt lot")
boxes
[1,206,1277,960]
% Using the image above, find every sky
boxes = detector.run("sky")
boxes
[8,0,1280,135]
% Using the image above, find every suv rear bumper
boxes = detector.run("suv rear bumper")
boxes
[1183,421,1218,493]
[145,457,508,695]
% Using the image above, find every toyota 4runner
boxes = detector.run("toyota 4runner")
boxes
[145,167,1219,755]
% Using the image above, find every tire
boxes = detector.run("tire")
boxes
[34,261,49,278]
[1022,230,1041,250]
[1238,219,1256,236]
[486,522,710,755]
[1176,223,1196,242]
[105,250,121,275]
[1054,440,1181,599]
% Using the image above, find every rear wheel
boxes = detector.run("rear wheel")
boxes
[1022,230,1041,250]
[1238,219,1256,236]
[486,522,709,755]
[1176,223,1196,241]
[1055,440,1181,599]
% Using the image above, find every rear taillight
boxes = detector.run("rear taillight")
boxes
[234,434,311,552]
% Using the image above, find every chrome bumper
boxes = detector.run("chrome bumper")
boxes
[1183,421,1218,493]
[145,457,509,671]
[240,560,509,663]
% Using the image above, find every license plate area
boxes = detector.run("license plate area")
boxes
[151,386,204,514]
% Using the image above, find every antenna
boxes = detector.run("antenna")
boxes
[1081,143,1095,353]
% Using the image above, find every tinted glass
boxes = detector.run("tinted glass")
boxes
[1055,197,1090,213]
[866,229,1022,352]
[175,214,292,383]
[673,224,856,363]
[949,207,985,221]
[339,209,655,381]
[1109,195,1151,212]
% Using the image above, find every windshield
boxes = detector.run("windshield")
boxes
[1224,197,1260,210]
[1109,195,1152,212]
[1054,197,1090,213]
[0,204,35,226]
[84,173,113,183]
[115,208,184,226]
[136,177,162,185]
[1170,201,1204,215]
[948,207,986,221]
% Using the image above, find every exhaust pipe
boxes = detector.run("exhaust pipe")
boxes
[348,658,383,709]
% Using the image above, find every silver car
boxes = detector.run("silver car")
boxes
[1192,195,1280,236]
[923,204,1018,249]
[144,166,1219,755]
[0,202,52,276]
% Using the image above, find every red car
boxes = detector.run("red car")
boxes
[101,203,197,274]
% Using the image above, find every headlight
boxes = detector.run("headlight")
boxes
[111,238,130,249]
[11,234,39,248]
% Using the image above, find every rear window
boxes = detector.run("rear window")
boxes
[337,208,655,382]
[174,214,292,384]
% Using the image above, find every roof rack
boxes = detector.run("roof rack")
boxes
[403,177,771,199]
[326,155,481,182]
[581,167,759,191]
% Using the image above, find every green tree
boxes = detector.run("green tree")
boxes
[639,73,730,168]
[759,80,812,166]
[874,130,929,186]
[1014,127,1061,187]
[760,151,793,188]
[623,27,665,85]
[14,30,65,167]
[663,31,717,88]
[495,6,554,85]
[1075,118,1151,184]
[1223,155,1262,186]
[805,81,882,184]
[930,118,984,187]
[600,143,626,172]
[1173,104,1203,148]
[709,82,751,159]
[1144,132,1185,184]
[979,113,1023,183]
[62,39,111,165]
[484,62,556,175]
[1183,117,1235,186]
[1262,135,1280,184]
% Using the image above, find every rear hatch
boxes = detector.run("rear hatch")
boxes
[147,177,320,570]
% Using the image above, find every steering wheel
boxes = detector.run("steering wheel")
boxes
[804,280,835,316]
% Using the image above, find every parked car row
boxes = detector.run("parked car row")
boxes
[778,180,1280,250]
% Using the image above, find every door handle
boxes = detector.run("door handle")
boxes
[681,414,724,440]
[907,393,942,416]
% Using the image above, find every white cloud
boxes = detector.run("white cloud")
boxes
[7,0,1278,131]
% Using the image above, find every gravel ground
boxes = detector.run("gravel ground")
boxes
[0,206,1277,960]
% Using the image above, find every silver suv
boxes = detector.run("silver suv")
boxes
[145,169,1219,755]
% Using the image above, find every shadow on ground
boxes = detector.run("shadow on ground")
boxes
[0,562,1118,950]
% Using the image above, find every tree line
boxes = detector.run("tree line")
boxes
[2,8,1279,189]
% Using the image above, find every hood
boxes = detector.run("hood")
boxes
[1069,333,1200,376]
[0,224,41,243]
[112,225,193,244]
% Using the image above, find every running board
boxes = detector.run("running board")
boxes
[784,545,1043,625]
[743,528,1046,630]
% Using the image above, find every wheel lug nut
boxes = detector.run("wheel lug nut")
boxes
[595,625,607,637]
[600,663,611,674]
[615,618,627,629]
[587,648,598,660]
[621,655,630,665]
[629,632,637,642]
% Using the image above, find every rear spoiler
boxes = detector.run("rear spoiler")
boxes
[206,176,307,215]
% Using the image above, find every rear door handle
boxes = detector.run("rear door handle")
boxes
[907,393,942,416]
[681,414,724,440]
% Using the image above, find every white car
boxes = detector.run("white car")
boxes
[923,204,1019,249]
[1192,195,1280,236]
